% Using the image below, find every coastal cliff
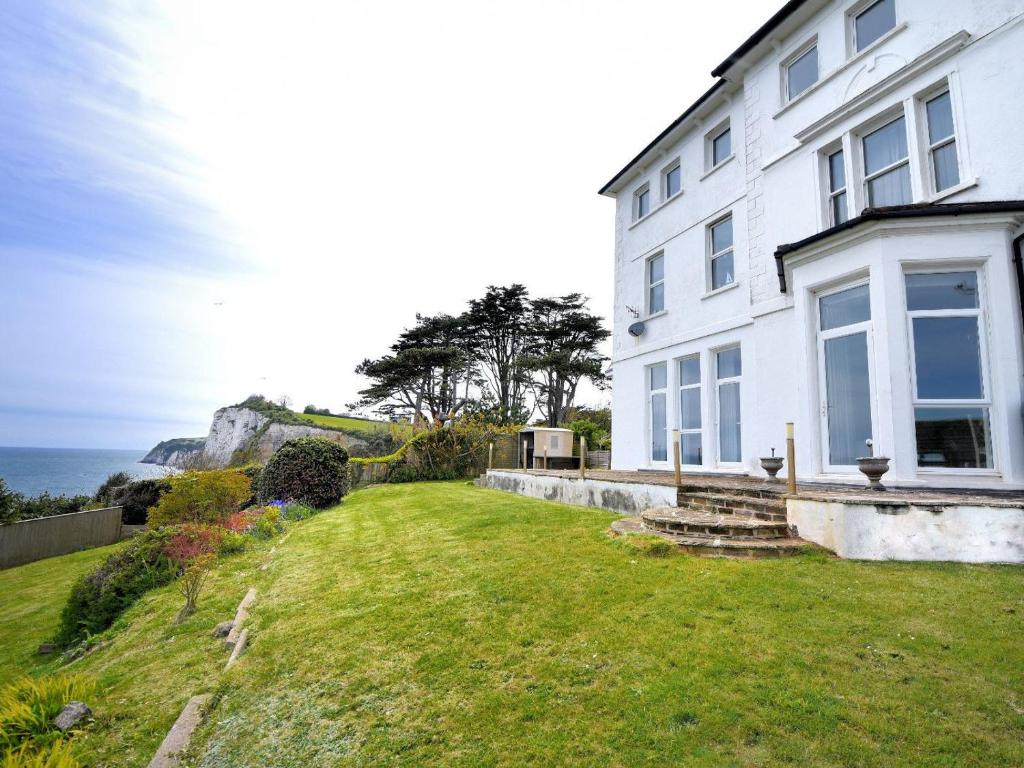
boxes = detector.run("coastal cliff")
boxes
[143,405,371,469]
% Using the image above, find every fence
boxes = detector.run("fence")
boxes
[0,506,123,570]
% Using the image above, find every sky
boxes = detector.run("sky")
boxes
[0,0,772,450]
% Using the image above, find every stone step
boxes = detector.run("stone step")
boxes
[676,482,786,501]
[677,491,788,522]
[612,518,811,559]
[641,508,791,540]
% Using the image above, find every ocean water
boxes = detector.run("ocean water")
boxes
[0,447,173,497]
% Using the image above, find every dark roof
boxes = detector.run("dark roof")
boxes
[773,201,1024,292]
[710,0,811,78]
[598,81,725,196]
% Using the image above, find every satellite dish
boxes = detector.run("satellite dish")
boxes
[628,321,646,337]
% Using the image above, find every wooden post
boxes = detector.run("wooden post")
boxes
[543,446,548,470]
[488,442,494,470]
[522,440,528,470]
[579,437,587,479]
[672,429,681,485]
[786,422,797,494]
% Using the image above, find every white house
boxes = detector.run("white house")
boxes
[602,0,1024,490]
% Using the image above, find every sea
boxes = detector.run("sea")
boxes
[0,447,173,498]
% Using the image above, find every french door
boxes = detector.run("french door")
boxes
[817,283,876,471]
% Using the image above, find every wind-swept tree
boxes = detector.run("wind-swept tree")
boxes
[352,313,476,425]
[521,294,610,427]
[463,284,533,425]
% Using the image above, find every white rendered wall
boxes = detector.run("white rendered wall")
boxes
[787,498,1024,562]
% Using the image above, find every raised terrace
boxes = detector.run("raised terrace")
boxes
[478,469,1024,563]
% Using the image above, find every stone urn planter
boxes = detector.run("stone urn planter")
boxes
[856,456,891,490]
[760,456,785,481]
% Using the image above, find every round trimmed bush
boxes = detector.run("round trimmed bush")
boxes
[258,437,350,509]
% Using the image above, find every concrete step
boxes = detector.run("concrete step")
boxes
[612,518,811,559]
[641,508,791,540]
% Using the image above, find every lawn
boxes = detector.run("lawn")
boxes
[2,483,1022,767]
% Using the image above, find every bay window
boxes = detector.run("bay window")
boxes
[649,363,668,463]
[716,348,742,463]
[678,356,702,465]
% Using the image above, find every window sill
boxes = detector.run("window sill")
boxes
[643,310,668,321]
[626,190,685,231]
[772,23,909,120]
[700,154,735,181]
[916,467,1001,477]
[927,176,978,203]
[701,281,739,301]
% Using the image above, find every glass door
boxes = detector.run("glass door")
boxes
[817,283,875,470]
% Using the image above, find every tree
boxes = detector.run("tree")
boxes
[521,294,610,427]
[352,313,477,425]
[463,284,533,425]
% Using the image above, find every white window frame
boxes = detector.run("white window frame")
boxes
[707,214,735,292]
[646,252,665,315]
[706,120,732,171]
[917,85,960,196]
[633,183,650,222]
[904,266,996,474]
[822,145,850,227]
[662,159,682,201]
[859,111,911,208]
[848,0,897,55]
[815,279,878,472]
[782,38,818,103]
[677,354,702,467]
[648,362,669,465]
[714,346,742,466]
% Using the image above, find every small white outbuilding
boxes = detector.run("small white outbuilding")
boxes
[518,427,575,469]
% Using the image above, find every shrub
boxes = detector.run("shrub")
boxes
[281,502,316,522]
[53,530,178,648]
[1,741,79,768]
[14,494,90,522]
[146,470,251,528]
[164,530,217,623]
[239,465,262,508]
[567,418,610,451]
[0,675,94,752]
[0,480,20,526]
[107,479,170,525]
[224,507,283,540]
[92,472,131,506]
[218,531,248,556]
[258,437,350,509]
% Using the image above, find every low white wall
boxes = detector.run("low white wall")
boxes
[787,498,1024,563]
[480,470,676,515]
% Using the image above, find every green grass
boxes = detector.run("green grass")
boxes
[1,483,1022,767]
[295,412,410,436]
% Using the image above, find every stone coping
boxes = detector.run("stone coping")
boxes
[491,469,1024,508]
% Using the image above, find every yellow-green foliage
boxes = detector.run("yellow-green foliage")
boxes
[0,676,94,752]
[1,740,79,768]
[147,469,251,528]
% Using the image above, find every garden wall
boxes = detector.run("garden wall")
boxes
[0,506,123,570]
[478,470,676,515]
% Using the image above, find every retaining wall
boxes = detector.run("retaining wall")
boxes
[0,506,123,570]
[787,499,1024,563]
[479,470,675,515]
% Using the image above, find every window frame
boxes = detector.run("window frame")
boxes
[707,214,736,292]
[904,266,996,474]
[646,252,665,316]
[648,362,669,465]
[824,146,850,227]
[633,183,651,222]
[706,121,732,171]
[919,86,960,195]
[662,159,682,201]
[677,354,702,467]
[782,39,818,102]
[850,0,897,54]
[714,346,743,466]
[860,112,911,208]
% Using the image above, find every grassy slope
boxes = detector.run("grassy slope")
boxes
[1,483,1022,767]
[295,411,410,435]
